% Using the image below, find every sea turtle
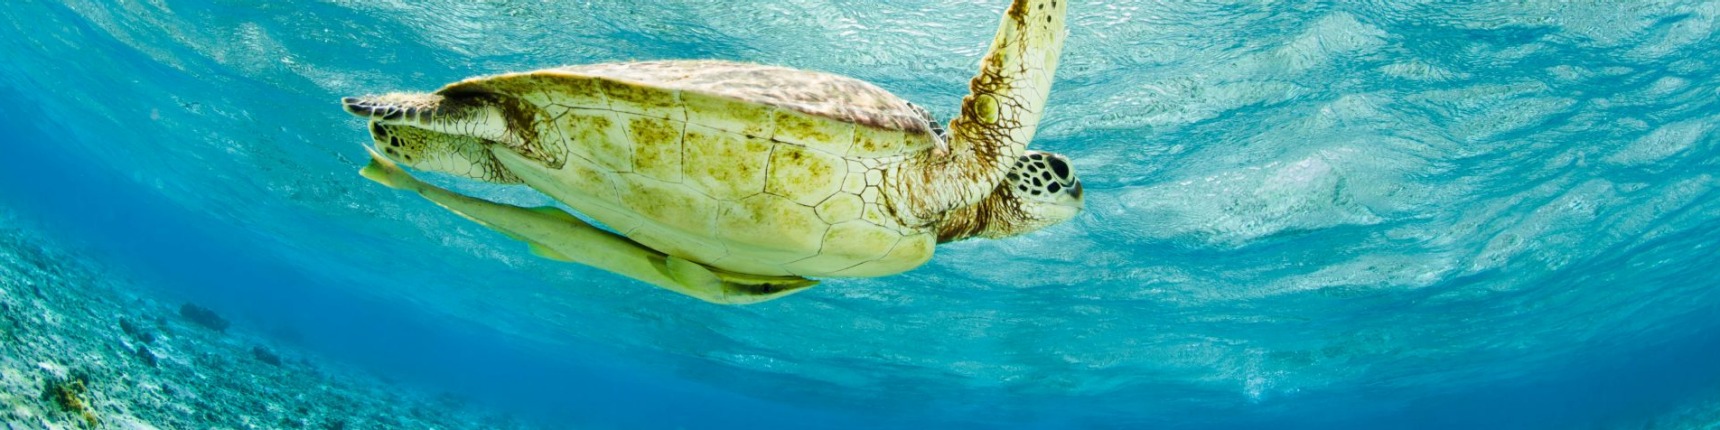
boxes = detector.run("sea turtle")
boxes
[342,0,1081,304]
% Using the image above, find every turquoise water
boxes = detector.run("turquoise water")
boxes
[3,0,1720,428]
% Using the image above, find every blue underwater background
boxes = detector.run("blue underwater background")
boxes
[3,1,1720,429]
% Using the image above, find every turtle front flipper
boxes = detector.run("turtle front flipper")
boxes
[359,151,816,305]
[948,0,1067,156]
[893,0,1069,221]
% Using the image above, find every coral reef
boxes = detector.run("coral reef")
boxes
[41,373,99,427]
[0,214,541,429]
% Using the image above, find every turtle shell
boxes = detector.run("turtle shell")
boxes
[450,60,940,277]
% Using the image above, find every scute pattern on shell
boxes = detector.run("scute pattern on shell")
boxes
[350,0,1071,287]
[458,60,943,278]
[552,60,932,135]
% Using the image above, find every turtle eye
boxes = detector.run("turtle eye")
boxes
[1048,157,1069,178]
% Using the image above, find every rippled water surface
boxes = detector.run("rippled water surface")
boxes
[4,1,1720,428]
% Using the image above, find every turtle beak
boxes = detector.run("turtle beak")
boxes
[1059,181,1085,212]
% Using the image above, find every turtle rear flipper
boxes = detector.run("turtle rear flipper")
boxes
[358,150,414,189]
[665,257,818,305]
[362,151,815,304]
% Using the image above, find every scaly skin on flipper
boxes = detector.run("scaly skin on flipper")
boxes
[358,150,816,305]
[891,0,1069,228]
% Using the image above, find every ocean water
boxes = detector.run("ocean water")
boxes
[2,0,1719,429]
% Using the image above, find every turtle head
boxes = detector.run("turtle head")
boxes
[1002,150,1084,225]
[934,150,1084,243]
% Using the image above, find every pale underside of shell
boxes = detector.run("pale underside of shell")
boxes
[461,60,941,278]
